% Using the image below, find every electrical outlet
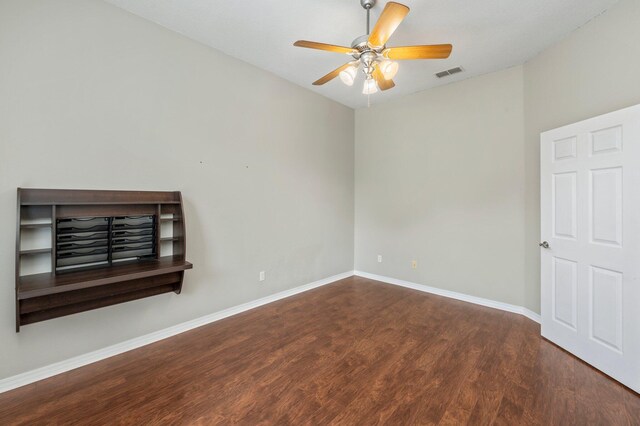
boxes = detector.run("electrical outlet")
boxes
[377,255,382,263]
[259,271,265,282]
[411,260,417,269]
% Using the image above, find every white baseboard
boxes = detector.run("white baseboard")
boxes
[0,271,353,394]
[354,271,541,324]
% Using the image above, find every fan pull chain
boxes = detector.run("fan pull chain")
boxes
[367,92,371,108]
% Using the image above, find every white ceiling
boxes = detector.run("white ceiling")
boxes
[104,0,619,109]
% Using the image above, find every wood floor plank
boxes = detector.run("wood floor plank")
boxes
[0,276,638,425]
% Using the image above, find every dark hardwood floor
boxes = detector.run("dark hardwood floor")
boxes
[1,276,639,425]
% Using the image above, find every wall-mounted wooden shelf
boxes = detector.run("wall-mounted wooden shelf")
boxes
[15,188,193,332]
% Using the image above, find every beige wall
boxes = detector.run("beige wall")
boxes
[355,66,526,307]
[522,0,640,312]
[354,0,640,315]
[0,0,354,379]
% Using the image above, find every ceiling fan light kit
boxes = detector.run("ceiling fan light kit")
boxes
[339,63,358,86]
[293,0,453,97]
[379,59,399,80]
[363,77,378,95]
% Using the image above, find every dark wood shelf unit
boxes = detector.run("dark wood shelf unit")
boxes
[15,188,192,332]
[19,256,193,299]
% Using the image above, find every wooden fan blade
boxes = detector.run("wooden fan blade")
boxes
[373,67,395,91]
[383,44,453,60]
[368,2,410,48]
[294,40,355,55]
[313,63,353,86]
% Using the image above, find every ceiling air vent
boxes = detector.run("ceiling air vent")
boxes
[435,67,463,78]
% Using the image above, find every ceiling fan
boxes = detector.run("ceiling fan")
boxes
[293,0,452,95]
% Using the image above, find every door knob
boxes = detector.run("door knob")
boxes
[539,241,550,249]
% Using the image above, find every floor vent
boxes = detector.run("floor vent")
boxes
[435,67,463,78]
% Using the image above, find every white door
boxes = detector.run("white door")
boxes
[541,104,640,393]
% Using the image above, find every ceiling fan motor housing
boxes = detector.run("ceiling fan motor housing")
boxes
[351,35,372,51]
[350,35,385,76]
